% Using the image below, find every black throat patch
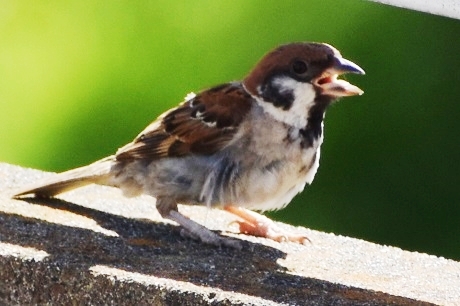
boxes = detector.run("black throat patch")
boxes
[298,95,332,149]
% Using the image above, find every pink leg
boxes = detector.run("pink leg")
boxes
[167,210,242,249]
[224,206,310,244]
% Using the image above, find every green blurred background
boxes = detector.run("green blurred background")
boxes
[1,1,459,259]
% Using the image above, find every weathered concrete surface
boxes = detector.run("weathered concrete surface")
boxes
[0,163,458,305]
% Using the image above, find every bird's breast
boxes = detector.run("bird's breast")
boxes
[205,114,324,211]
[238,134,322,211]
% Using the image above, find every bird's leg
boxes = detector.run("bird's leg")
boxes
[156,198,241,249]
[224,205,310,244]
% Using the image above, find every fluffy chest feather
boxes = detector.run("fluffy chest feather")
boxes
[231,103,324,211]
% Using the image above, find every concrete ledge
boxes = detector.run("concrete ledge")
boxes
[1,163,458,305]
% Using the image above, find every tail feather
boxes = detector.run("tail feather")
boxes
[12,156,116,198]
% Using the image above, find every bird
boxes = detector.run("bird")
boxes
[12,42,364,248]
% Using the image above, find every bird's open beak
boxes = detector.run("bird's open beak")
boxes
[314,56,365,97]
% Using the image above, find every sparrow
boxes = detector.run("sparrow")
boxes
[12,42,364,248]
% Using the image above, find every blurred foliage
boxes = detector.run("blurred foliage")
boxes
[1,1,459,259]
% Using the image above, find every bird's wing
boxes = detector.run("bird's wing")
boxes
[115,82,252,161]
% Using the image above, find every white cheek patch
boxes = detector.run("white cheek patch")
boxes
[255,77,317,129]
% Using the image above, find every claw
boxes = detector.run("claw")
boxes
[224,206,310,244]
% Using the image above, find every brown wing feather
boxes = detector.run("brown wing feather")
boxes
[115,82,252,161]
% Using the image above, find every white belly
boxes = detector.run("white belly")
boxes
[241,140,321,211]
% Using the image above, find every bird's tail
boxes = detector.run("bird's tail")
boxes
[12,156,116,198]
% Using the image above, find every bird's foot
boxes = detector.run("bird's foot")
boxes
[224,206,310,244]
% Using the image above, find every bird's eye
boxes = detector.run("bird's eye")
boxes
[292,60,308,76]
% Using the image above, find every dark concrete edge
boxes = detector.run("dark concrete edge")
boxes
[0,255,428,306]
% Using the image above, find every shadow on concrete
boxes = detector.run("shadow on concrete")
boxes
[0,195,424,305]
